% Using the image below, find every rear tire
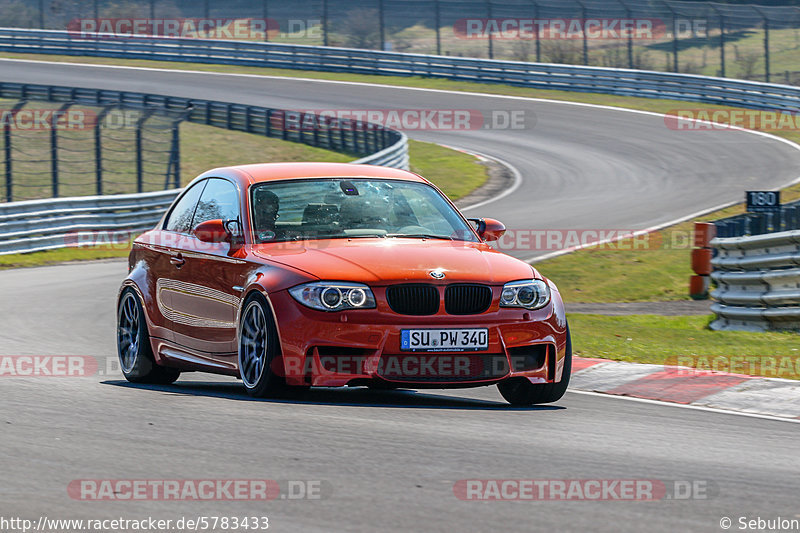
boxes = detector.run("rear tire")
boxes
[498,324,572,406]
[117,288,180,384]
[238,293,286,397]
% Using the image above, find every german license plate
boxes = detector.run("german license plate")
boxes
[400,328,488,352]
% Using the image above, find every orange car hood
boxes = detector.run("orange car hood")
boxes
[251,238,535,285]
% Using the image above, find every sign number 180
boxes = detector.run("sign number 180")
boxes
[746,191,780,212]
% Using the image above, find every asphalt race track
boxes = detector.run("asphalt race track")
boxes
[1,60,800,532]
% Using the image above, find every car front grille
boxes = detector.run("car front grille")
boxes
[444,284,492,315]
[386,284,440,315]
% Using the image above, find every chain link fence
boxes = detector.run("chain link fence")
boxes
[0,99,182,202]
[5,0,800,84]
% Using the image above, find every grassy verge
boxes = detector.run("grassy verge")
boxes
[5,51,800,137]
[2,52,798,299]
[569,314,800,379]
[0,137,487,270]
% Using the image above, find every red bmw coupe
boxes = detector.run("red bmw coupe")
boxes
[117,162,571,405]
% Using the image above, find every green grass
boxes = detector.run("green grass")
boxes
[0,136,488,269]
[408,139,487,200]
[3,52,800,304]
[569,314,800,378]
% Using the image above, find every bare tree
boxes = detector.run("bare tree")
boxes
[340,8,380,50]
[0,0,38,27]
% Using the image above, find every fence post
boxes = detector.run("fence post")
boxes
[378,0,385,50]
[3,113,10,202]
[435,0,441,55]
[94,107,112,196]
[93,0,98,19]
[51,102,73,198]
[38,0,44,29]
[532,0,540,62]
[618,0,632,68]
[5,101,27,203]
[487,0,493,59]
[268,0,269,43]
[322,0,329,47]
[204,0,209,20]
[710,5,725,77]
[753,8,769,83]
[664,2,679,72]
[149,0,155,19]
[135,109,156,194]
[167,116,181,189]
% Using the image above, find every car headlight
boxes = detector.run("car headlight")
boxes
[500,280,550,310]
[289,282,376,311]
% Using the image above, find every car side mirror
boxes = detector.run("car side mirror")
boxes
[194,219,230,243]
[469,217,506,242]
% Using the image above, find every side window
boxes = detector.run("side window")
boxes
[192,178,240,230]
[164,181,207,234]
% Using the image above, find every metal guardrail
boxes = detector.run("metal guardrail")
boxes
[0,78,408,255]
[1,28,800,113]
[0,189,180,255]
[714,199,800,239]
[710,231,800,331]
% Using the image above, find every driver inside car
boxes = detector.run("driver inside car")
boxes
[253,188,281,242]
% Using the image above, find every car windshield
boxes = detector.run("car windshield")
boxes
[250,178,479,244]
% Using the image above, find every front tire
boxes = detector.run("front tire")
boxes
[238,293,285,397]
[498,324,572,406]
[117,288,180,384]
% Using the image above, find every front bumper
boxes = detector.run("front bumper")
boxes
[267,288,569,388]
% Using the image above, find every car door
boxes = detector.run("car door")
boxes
[167,177,248,359]
[148,179,208,343]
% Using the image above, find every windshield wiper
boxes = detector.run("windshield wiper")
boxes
[386,233,453,240]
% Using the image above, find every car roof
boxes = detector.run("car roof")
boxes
[198,162,428,186]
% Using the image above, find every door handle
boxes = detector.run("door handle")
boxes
[170,254,185,268]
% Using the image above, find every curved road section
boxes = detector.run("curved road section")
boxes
[1,59,799,532]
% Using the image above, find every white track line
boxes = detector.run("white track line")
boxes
[5,56,800,265]
[433,143,523,212]
[568,389,800,424]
